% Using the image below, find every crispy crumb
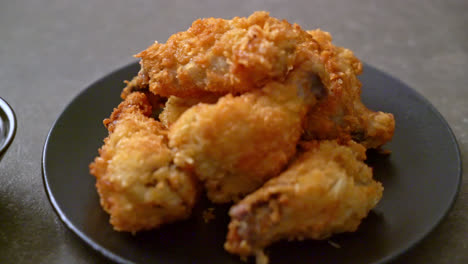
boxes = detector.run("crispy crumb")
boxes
[135,11,313,98]
[89,93,199,232]
[202,207,216,223]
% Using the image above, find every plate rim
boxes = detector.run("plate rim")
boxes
[41,61,463,264]
[0,97,17,158]
[41,62,139,264]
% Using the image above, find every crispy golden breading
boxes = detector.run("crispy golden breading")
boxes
[168,66,323,203]
[134,11,316,98]
[159,96,200,128]
[121,75,149,99]
[159,95,219,128]
[120,76,167,113]
[133,14,394,148]
[225,140,383,257]
[89,92,199,232]
[303,30,395,148]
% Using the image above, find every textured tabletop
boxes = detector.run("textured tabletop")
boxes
[0,0,467,263]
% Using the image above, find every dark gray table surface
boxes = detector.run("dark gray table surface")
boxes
[0,0,467,263]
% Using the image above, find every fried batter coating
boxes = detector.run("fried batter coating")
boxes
[89,92,198,232]
[135,11,315,98]
[120,75,167,114]
[225,140,383,257]
[303,30,395,148]
[159,95,219,128]
[121,75,149,99]
[168,66,323,203]
[132,11,394,147]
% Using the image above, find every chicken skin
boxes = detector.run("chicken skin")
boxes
[303,30,395,148]
[134,11,317,98]
[120,75,149,99]
[127,11,394,149]
[131,15,394,148]
[225,140,383,258]
[89,92,199,232]
[168,65,323,203]
[159,95,220,128]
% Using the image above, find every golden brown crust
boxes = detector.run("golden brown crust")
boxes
[120,75,167,115]
[134,11,315,98]
[133,12,394,146]
[302,30,395,148]
[159,95,219,128]
[89,93,199,232]
[168,65,322,203]
[121,75,149,99]
[225,140,383,257]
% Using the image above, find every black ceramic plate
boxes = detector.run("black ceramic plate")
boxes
[42,62,462,264]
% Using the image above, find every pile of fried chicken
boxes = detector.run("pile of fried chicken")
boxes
[89,11,395,262]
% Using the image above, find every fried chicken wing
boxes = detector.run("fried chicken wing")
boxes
[89,92,199,232]
[90,13,395,257]
[134,11,316,98]
[303,30,395,148]
[168,66,323,203]
[131,11,395,148]
[225,140,383,258]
